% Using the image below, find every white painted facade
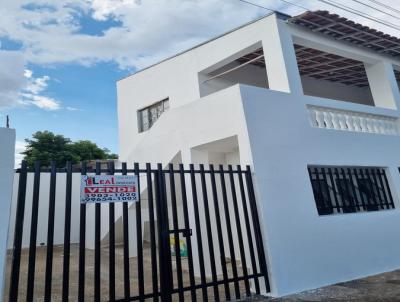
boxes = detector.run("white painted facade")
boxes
[116,11,400,297]
[0,127,15,298]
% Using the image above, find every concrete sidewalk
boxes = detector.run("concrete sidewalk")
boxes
[255,269,400,301]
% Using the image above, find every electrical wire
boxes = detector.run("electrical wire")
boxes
[315,0,400,31]
[348,0,400,21]
[364,0,400,16]
[237,0,275,12]
[236,0,400,32]
[278,0,309,11]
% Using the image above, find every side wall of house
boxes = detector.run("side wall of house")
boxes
[240,85,400,297]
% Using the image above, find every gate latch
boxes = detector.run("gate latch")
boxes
[167,228,192,237]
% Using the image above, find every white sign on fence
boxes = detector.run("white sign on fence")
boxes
[80,175,138,203]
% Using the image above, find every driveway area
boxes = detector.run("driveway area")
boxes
[5,243,400,301]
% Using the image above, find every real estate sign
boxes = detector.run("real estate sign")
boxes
[80,175,138,203]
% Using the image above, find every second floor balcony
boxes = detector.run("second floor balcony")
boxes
[199,43,400,109]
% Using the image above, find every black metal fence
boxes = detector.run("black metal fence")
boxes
[7,161,270,301]
[308,166,395,215]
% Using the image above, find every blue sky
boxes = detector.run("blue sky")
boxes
[3,62,126,152]
[0,0,399,163]
[0,12,130,156]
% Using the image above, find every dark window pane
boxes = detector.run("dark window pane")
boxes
[357,179,379,211]
[311,179,333,215]
[335,179,356,213]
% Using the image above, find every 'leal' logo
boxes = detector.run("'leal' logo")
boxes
[85,176,116,186]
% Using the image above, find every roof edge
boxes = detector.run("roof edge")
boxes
[118,11,285,82]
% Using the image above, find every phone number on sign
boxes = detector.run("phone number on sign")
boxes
[83,192,137,202]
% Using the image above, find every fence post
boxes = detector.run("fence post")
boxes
[155,164,172,302]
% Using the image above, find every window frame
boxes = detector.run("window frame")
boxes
[137,98,170,133]
[308,166,395,216]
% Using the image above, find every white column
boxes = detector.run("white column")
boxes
[365,61,400,109]
[262,15,303,95]
[0,127,15,297]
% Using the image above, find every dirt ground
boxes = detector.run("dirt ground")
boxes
[5,244,400,301]
[3,243,252,301]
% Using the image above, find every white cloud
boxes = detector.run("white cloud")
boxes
[21,93,61,110]
[66,106,83,111]
[25,74,50,94]
[14,140,27,167]
[0,51,27,109]
[0,0,399,111]
[0,0,398,72]
[0,0,267,69]
[90,0,141,21]
[24,69,33,78]
[0,59,61,110]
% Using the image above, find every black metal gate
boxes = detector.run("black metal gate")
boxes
[7,161,269,301]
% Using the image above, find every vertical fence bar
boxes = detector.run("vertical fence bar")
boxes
[108,162,116,302]
[9,160,28,302]
[345,168,360,211]
[62,162,72,302]
[353,168,367,211]
[334,168,345,211]
[78,162,87,302]
[209,164,230,300]
[199,164,220,301]
[327,168,341,213]
[228,165,250,296]
[189,164,208,302]
[168,164,184,301]
[121,162,131,299]
[179,164,196,302]
[376,169,390,209]
[339,168,353,212]
[316,168,329,213]
[146,163,158,302]
[219,164,240,299]
[245,166,270,292]
[320,168,335,213]
[359,169,373,209]
[155,164,172,302]
[26,161,41,302]
[382,169,395,208]
[44,161,57,302]
[134,162,145,301]
[237,165,260,294]
[370,168,385,210]
[311,169,320,212]
[364,169,379,209]
[94,162,101,302]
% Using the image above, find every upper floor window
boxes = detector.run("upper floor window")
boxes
[308,166,395,215]
[138,98,169,132]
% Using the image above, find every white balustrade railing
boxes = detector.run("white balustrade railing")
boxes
[307,105,400,135]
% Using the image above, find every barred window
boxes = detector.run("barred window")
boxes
[308,166,395,215]
[138,98,169,132]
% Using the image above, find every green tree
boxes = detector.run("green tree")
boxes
[69,140,118,162]
[22,131,117,167]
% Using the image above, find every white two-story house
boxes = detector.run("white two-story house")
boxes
[117,10,400,297]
